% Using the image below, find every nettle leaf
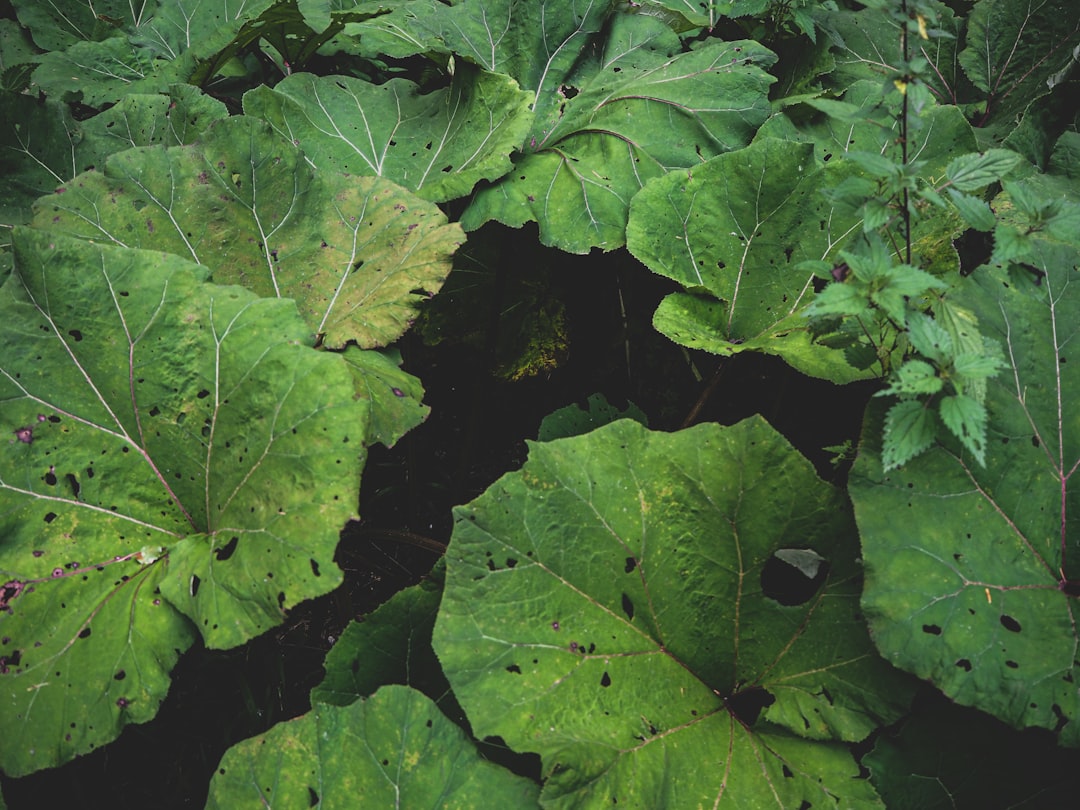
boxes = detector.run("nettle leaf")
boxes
[0,230,364,775]
[946,148,1023,192]
[31,115,462,349]
[206,685,541,809]
[433,417,913,808]
[880,399,937,472]
[958,0,1080,128]
[627,138,868,382]
[851,236,1080,743]
[243,67,534,202]
[461,11,776,252]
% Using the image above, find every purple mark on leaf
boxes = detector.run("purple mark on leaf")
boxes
[13,426,32,444]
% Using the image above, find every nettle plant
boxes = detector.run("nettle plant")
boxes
[1,0,1079,807]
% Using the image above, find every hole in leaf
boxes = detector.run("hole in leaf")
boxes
[215,536,239,561]
[624,557,636,573]
[1000,615,1022,633]
[922,624,942,635]
[761,549,829,606]
[114,670,126,680]
[506,664,521,674]
[600,672,612,688]
[78,627,91,639]
[310,559,320,577]
[189,574,201,597]
[308,787,319,807]
[956,659,972,671]
[1053,704,1069,733]
[621,593,634,621]
[725,686,775,726]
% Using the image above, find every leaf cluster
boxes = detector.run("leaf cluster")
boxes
[1,0,1080,808]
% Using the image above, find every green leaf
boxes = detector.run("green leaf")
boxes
[0,85,227,229]
[0,229,363,775]
[946,148,1023,192]
[817,2,970,105]
[867,690,1080,809]
[11,0,144,51]
[342,347,429,449]
[461,11,776,252]
[31,116,463,348]
[938,393,988,465]
[30,37,193,106]
[653,292,873,384]
[946,188,997,231]
[879,360,943,397]
[628,138,867,381]
[433,417,913,807]
[243,67,534,202]
[958,0,1080,129]
[906,311,952,363]
[881,398,937,471]
[952,351,1005,382]
[312,566,446,707]
[537,393,648,442]
[851,238,1080,743]
[206,685,541,809]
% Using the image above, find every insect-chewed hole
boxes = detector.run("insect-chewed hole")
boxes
[761,548,829,606]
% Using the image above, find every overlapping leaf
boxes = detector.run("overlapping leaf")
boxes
[206,684,541,809]
[818,1,970,106]
[243,67,534,202]
[851,235,1080,744]
[312,564,447,708]
[0,229,364,775]
[627,137,870,382]
[30,115,462,348]
[0,85,226,229]
[457,9,776,252]
[342,347,429,449]
[958,0,1080,128]
[433,417,913,808]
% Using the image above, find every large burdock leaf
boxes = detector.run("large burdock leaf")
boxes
[433,417,913,808]
[206,684,541,809]
[850,237,1080,744]
[457,10,776,252]
[0,85,226,229]
[627,138,867,382]
[0,230,364,775]
[958,0,1080,127]
[243,67,534,202]
[31,115,462,348]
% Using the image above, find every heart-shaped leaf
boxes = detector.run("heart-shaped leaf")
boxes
[207,684,541,809]
[457,9,776,252]
[243,67,534,202]
[851,236,1080,744]
[0,229,364,775]
[31,115,463,348]
[433,417,913,808]
[627,137,868,382]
